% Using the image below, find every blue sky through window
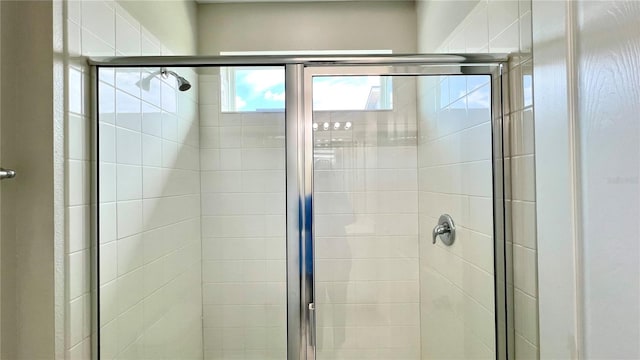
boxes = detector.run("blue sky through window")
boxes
[224,67,392,112]
[234,67,286,111]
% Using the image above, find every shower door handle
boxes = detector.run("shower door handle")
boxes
[0,168,16,180]
[308,302,316,347]
[432,214,455,246]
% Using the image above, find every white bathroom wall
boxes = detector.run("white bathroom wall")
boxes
[63,0,201,358]
[197,1,416,55]
[198,72,288,359]
[0,1,57,358]
[313,78,421,359]
[416,0,537,358]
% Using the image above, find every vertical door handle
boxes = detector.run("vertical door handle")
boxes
[308,302,316,347]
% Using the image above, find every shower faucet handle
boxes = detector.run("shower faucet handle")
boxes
[432,214,455,246]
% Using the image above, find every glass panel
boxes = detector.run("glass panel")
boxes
[97,66,288,359]
[220,66,286,112]
[312,73,495,359]
[312,76,393,111]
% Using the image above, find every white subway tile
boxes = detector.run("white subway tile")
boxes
[488,0,520,40]
[67,19,82,57]
[514,288,539,346]
[99,82,116,123]
[117,234,143,276]
[99,163,116,203]
[116,165,142,201]
[68,1,81,24]
[99,123,116,163]
[115,69,141,99]
[199,79,219,106]
[519,12,532,52]
[100,242,117,285]
[513,244,538,297]
[200,127,220,149]
[67,205,89,253]
[241,171,285,193]
[515,333,539,359]
[489,20,520,53]
[67,160,88,206]
[242,125,285,148]
[68,250,89,300]
[200,104,220,127]
[81,27,115,56]
[201,171,242,193]
[68,66,83,115]
[161,112,178,141]
[117,301,144,352]
[117,200,142,238]
[141,134,162,167]
[81,1,115,47]
[67,296,85,348]
[99,203,117,244]
[241,148,285,170]
[116,128,142,165]
[161,82,177,113]
[512,200,537,249]
[219,126,243,148]
[116,268,144,315]
[141,29,162,56]
[115,13,141,55]
[511,155,536,201]
[464,2,489,52]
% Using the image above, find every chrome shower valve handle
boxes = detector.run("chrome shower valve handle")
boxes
[432,214,455,246]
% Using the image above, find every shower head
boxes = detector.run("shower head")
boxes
[161,67,191,92]
[137,68,192,92]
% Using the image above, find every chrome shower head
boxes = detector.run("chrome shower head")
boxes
[175,75,192,91]
[161,67,191,92]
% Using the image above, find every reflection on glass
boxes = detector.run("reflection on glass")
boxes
[313,74,495,359]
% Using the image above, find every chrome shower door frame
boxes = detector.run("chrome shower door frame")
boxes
[89,54,511,360]
[299,62,511,360]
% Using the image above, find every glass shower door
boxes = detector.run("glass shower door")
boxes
[307,67,503,359]
[93,56,508,360]
[96,65,288,359]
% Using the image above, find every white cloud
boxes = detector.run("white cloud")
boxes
[235,95,247,110]
[241,68,285,93]
[312,77,380,110]
[264,90,286,102]
[466,87,490,109]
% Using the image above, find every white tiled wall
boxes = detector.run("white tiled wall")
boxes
[199,72,288,359]
[417,74,496,359]
[417,0,538,358]
[65,1,202,359]
[98,65,202,359]
[313,78,421,359]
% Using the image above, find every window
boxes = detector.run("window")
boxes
[221,66,285,112]
[220,51,393,112]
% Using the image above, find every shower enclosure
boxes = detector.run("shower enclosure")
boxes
[91,54,510,360]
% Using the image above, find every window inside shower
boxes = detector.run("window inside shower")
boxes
[220,67,393,112]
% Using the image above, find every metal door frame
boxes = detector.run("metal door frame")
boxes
[89,54,511,360]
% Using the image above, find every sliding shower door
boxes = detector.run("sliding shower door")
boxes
[94,56,508,360]
[304,65,506,360]
[96,65,288,359]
